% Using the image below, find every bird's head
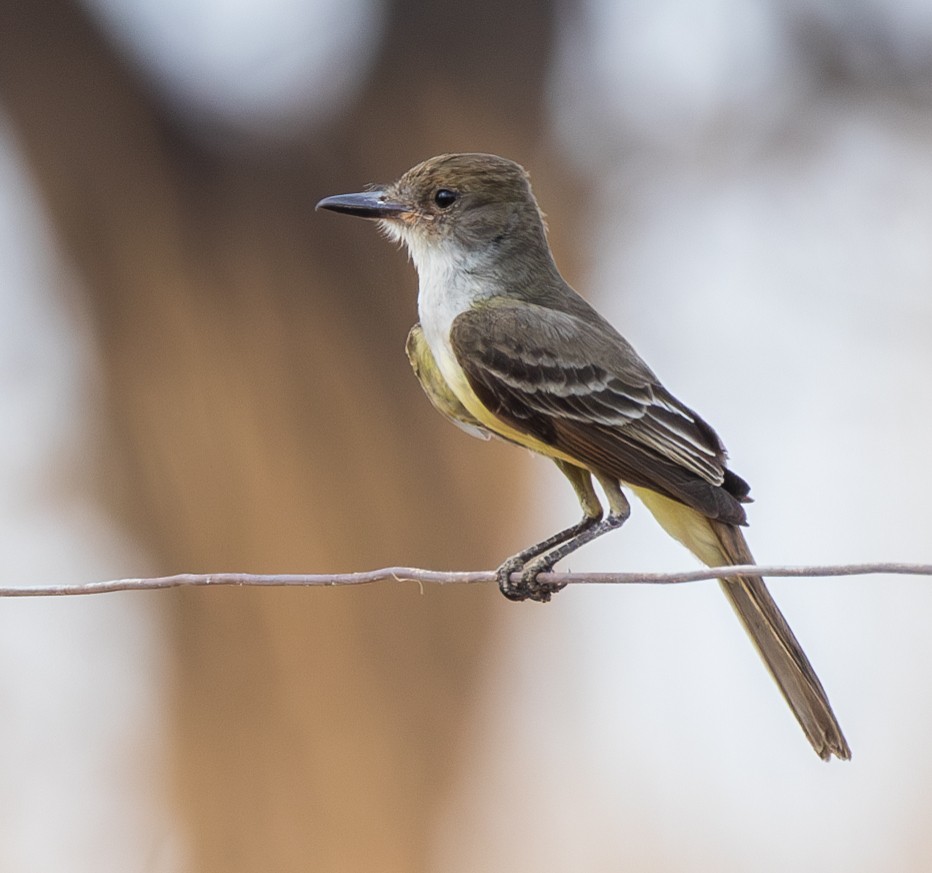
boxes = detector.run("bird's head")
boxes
[317,153,551,274]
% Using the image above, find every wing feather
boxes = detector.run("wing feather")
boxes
[450,300,750,524]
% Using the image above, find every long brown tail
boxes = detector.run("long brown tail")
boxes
[710,520,850,760]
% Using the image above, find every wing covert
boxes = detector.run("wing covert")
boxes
[450,300,750,523]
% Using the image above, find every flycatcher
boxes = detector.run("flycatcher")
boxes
[317,153,849,760]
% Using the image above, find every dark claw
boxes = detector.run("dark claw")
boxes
[519,558,567,603]
[496,558,530,601]
[495,556,567,604]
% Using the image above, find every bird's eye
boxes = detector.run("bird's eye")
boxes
[434,189,457,209]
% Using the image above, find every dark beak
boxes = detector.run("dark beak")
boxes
[315,190,409,220]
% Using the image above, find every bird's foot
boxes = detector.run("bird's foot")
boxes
[496,556,566,604]
[496,557,528,601]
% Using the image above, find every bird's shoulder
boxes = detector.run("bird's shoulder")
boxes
[450,290,657,388]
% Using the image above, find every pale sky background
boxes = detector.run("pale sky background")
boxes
[2,0,932,870]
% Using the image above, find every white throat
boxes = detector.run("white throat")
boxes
[385,221,496,375]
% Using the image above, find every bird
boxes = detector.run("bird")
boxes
[317,152,850,760]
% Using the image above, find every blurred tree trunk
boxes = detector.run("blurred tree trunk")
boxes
[0,1,577,870]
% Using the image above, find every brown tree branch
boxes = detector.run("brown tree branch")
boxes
[4,562,929,597]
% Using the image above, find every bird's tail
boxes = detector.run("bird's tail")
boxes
[633,487,850,761]
[709,520,850,760]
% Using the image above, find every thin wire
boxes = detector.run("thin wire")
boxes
[1,562,929,597]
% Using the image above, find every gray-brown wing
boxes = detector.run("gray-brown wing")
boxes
[449,300,750,523]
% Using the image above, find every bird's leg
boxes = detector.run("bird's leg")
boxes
[502,472,631,603]
[497,462,605,603]
[496,514,602,602]
[518,510,626,600]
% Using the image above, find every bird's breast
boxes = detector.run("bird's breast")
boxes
[417,276,480,416]
[415,268,577,462]
[415,246,490,397]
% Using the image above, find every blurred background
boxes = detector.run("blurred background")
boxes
[1,0,931,870]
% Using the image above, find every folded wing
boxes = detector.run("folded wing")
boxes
[450,299,751,524]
